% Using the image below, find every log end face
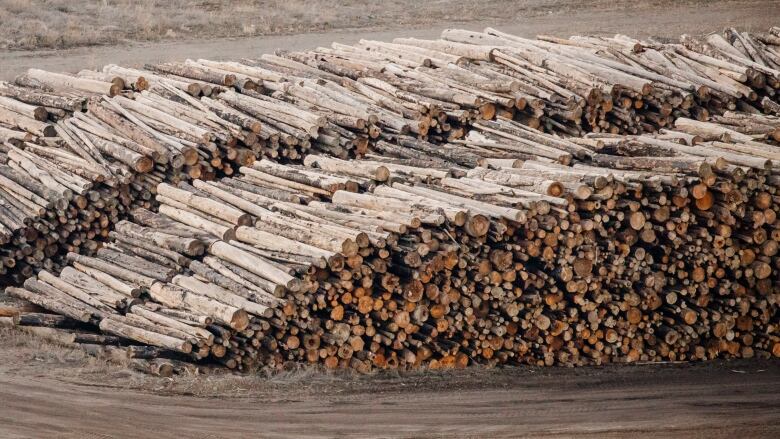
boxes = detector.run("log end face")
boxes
[187,241,206,257]
[286,278,303,294]
[109,83,123,97]
[464,214,489,238]
[341,240,359,258]
[135,157,155,174]
[42,124,57,137]
[479,103,496,120]
[180,341,193,354]
[236,214,253,227]
[230,310,249,331]
[375,166,391,182]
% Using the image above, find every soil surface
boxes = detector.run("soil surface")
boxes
[0,329,778,438]
[1,0,779,81]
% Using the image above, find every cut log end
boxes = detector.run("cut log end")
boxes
[464,214,490,238]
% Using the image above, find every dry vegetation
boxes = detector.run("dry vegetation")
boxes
[0,328,132,379]
[0,327,487,398]
[3,327,778,402]
[0,0,712,51]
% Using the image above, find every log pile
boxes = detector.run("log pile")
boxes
[1,70,264,284]
[0,139,133,285]
[100,62,374,161]
[9,26,780,170]
[569,123,780,362]
[89,90,249,182]
[707,111,780,144]
[2,25,780,372]
[431,27,780,135]
[0,80,148,285]
[0,66,206,285]
[6,137,777,369]
[250,27,780,137]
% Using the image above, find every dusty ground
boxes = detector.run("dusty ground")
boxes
[1,0,779,80]
[0,328,778,438]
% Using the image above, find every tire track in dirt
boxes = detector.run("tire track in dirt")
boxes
[1,362,778,438]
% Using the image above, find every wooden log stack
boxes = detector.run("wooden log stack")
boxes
[0,81,157,285]
[8,26,780,171]
[255,27,780,137]
[99,61,373,161]
[0,139,131,285]
[2,25,780,372]
[570,124,780,362]
[1,71,152,282]
[0,305,201,377]
[208,26,780,140]
[5,135,777,370]
[433,27,780,134]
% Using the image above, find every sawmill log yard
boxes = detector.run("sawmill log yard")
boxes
[0,1,778,438]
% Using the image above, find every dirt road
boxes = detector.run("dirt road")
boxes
[1,356,778,438]
[1,0,779,81]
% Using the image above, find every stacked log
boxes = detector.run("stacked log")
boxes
[0,305,198,377]
[282,39,581,137]
[573,124,780,362]
[93,90,253,180]
[10,26,779,166]
[708,111,780,143]
[141,164,430,370]
[330,133,779,365]
[277,47,494,140]
[220,26,780,139]
[2,25,780,371]
[0,90,153,285]
[4,218,213,358]
[259,27,780,137]
[6,136,777,370]
[99,61,373,160]
[13,69,122,99]
[0,144,128,284]
[9,26,780,152]
[433,27,780,134]
[102,56,492,148]
[0,81,86,119]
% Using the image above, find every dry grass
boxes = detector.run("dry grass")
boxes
[0,326,387,397]
[0,327,486,398]
[0,327,125,375]
[0,0,708,51]
[2,326,777,405]
[0,0,436,50]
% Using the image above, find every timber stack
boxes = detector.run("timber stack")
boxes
[5,127,778,369]
[425,26,780,134]
[2,25,780,372]
[270,26,780,137]
[0,75,154,285]
[8,25,780,173]
[101,62,373,161]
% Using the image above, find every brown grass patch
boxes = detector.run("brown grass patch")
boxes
[0,0,711,51]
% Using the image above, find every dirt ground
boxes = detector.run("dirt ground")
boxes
[1,0,779,81]
[0,328,778,438]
